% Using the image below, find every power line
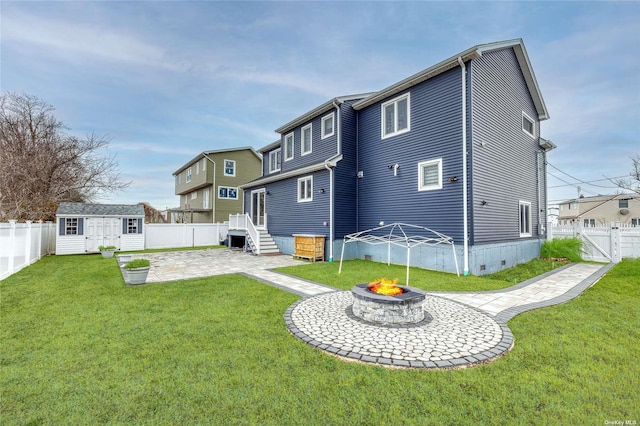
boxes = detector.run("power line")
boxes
[547,176,624,189]
[547,171,599,196]
[547,162,623,189]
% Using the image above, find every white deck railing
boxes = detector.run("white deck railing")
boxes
[229,213,261,254]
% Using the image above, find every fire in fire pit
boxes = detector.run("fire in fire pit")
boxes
[367,277,404,296]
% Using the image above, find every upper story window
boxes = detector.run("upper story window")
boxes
[196,162,200,175]
[224,159,236,177]
[191,191,197,199]
[301,124,312,156]
[202,158,206,171]
[522,112,535,138]
[203,189,210,208]
[519,201,532,237]
[321,113,334,139]
[269,149,281,173]
[382,93,410,139]
[298,175,313,203]
[284,133,294,161]
[186,168,192,183]
[619,199,629,208]
[417,159,442,191]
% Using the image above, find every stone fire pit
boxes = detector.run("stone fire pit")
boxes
[351,284,426,325]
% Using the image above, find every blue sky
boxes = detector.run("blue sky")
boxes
[2,1,639,212]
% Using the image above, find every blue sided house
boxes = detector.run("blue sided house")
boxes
[238,39,556,275]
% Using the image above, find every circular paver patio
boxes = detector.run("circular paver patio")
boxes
[285,291,513,369]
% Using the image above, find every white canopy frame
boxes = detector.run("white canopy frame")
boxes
[338,222,460,285]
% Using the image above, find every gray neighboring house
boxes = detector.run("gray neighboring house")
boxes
[56,203,145,255]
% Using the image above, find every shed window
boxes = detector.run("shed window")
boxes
[382,93,410,138]
[60,218,83,236]
[418,159,442,191]
[224,159,236,177]
[269,149,281,173]
[301,124,312,155]
[519,201,532,237]
[321,113,334,139]
[284,133,294,161]
[522,112,535,138]
[124,218,143,234]
[298,176,313,203]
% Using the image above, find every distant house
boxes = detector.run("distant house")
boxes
[55,203,145,255]
[557,194,640,226]
[171,147,262,223]
[238,39,554,275]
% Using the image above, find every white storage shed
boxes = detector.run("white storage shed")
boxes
[56,203,145,255]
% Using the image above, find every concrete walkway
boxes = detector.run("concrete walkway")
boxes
[123,249,613,369]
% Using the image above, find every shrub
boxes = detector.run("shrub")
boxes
[98,245,117,251]
[541,237,582,262]
[123,259,150,269]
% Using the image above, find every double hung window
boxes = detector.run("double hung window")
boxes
[301,124,312,156]
[218,186,238,200]
[519,201,532,237]
[298,176,313,202]
[284,133,294,161]
[522,112,535,138]
[186,168,192,183]
[269,149,281,173]
[382,93,410,138]
[224,159,236,177]
[321,113,334,139]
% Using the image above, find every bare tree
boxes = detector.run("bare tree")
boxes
[612,154,640,194]
[0,92,130,221]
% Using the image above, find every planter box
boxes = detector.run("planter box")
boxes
[123,267,150,285]
[100,250,115,259]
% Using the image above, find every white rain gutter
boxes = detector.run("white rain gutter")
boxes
[323,100,342,262]
[457,57,470,276]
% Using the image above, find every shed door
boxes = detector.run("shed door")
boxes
[86,218,121,252]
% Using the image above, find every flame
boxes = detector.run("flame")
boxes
[367,277,403,296]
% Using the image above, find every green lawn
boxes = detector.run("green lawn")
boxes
[1,255,638,424]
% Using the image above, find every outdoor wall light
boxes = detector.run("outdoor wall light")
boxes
[318,188,325,193]
[266,190,271,195]
[448,176,459,182]
[481,200,488,206]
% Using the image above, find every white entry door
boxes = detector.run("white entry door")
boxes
[251,189,266,229]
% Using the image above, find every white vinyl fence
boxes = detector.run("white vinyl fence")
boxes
[0,221,56,281]
[1,221,230,281]
[549,222,640,263]
[144,223,229,249]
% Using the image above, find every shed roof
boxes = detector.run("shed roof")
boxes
[56,203,144,217]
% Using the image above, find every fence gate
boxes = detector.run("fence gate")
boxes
[549,223,638,263]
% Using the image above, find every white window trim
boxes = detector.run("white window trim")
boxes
[321,113,335,139]
[381,92,410,139]
[297,175,313,203]
[191,191,197,200]
[218,186,238,200]
[202,158,206,171]
[186,167,192,183]
[196,162,200,175]
[284,133,295,161]
[268,149,281,173]
[203,189,210,208]
[224,159,236,177]
[301,123,313,156]
[519,200,532,237]
[522,111,535,138]
[417,158,443,191]
[65,218,79,235]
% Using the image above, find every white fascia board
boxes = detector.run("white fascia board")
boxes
[173,147,263,175]
[239,156,342,189]
[275,93,375,134]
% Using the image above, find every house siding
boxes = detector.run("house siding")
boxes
[334,100,360,238]
[470,48,543,244]
[261,169,331,237]
[357,67,465,242]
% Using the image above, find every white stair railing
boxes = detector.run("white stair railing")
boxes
[229,213,261,254]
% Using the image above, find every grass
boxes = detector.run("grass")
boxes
[541,237,583,262]
[276,258,568,291]
[1,255,638,424]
